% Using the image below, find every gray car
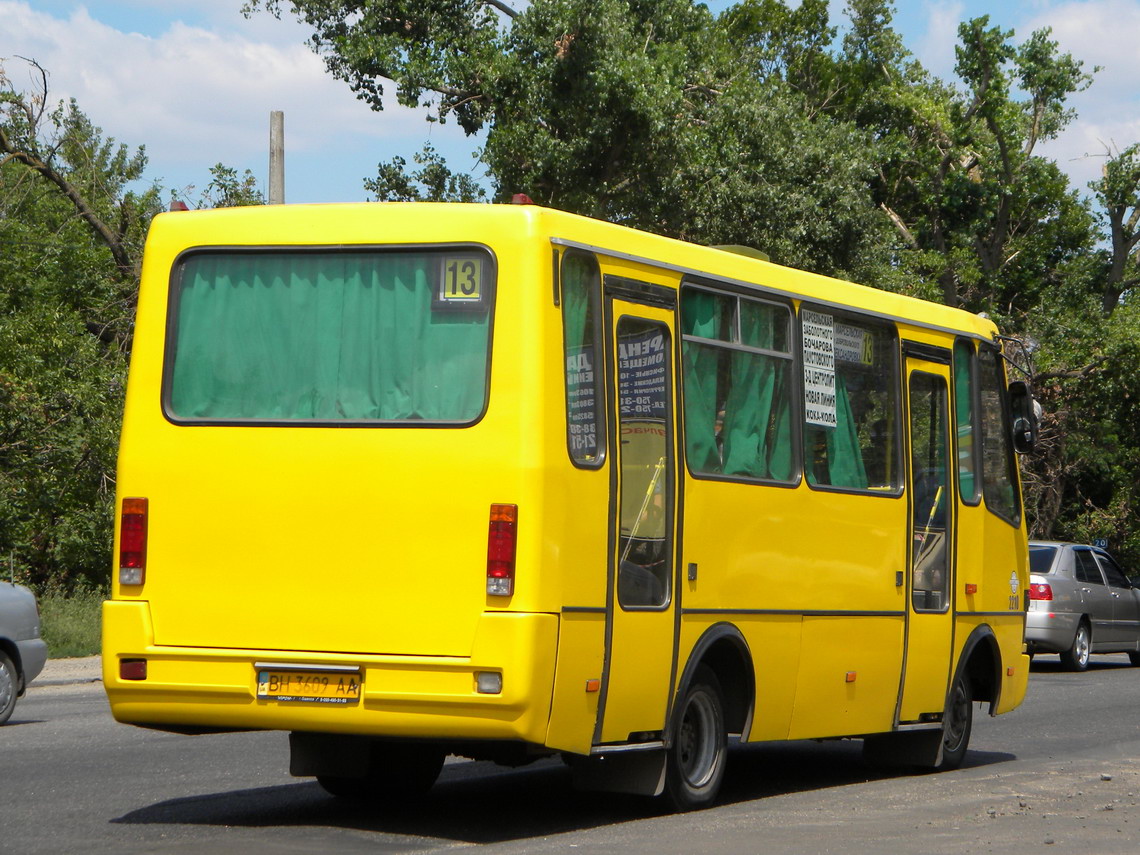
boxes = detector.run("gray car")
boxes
[0,581,48,724]
[1026,541,1140,671]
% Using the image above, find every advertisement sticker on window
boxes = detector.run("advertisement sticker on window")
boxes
[802,309,837,428]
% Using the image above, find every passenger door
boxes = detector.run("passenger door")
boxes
[596,293,680,746]
[1073,548,1113,643]
[899,356,955,722]
[1095,552,1140,646]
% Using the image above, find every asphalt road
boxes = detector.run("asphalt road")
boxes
[2,654,1138,854]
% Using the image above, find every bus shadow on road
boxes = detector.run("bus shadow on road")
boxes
[111,738,1016,845]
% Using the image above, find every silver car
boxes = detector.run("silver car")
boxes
[0,581,48,724]
[1026,541,1140,671]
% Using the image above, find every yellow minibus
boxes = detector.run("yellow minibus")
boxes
[104,201,1036,810]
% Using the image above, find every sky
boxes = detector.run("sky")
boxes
[2,0,1139,205]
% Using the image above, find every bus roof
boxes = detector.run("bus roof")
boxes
[146,201,999,342]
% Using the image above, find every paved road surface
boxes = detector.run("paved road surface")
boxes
[3,655,1138,854]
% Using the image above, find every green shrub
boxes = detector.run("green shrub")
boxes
[37,586,104,659]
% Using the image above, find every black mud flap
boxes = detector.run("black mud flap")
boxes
[567,749,667,796]
[862,728,943,769]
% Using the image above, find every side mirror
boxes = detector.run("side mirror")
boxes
[1008,380,1038,454]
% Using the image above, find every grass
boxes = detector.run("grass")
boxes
[37,587,104,659]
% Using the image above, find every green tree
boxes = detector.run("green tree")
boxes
[1092,143,1140,314]
[367,142,486,201]
[1,58,274,590]
[1,71,153,587]
[200,162,266,208]
[245,0,892,278]
[829,8,1097,316]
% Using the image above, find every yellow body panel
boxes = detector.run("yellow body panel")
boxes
[105,201,1029,764]
[788,617,904,738]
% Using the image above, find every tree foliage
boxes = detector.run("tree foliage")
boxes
[366,142,486,201]
[0,58,260,590]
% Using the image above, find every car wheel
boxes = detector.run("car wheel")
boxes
[317,742,444,801]
[935,671,973,771]
[0,651,19,726]
[1060,621,1091,671]
[665,665,728,811]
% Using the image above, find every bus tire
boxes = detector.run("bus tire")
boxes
[935,671,973,771]
[317,742,444,801]
[665,665,727,811]
[1060,620,1091,671]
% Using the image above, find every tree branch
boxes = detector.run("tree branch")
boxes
[0,132,135,278]
[880,202,918,249]
[482,0,517,18]
[1034,356,1108,383]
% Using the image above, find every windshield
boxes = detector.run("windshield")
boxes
[165,248,493,424]
[1028,545,1058,575]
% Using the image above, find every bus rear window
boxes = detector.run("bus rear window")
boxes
[165,249,493,423]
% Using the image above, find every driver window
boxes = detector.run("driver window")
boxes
[1096,553,1131,589]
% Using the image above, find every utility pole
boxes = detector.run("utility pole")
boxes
[269,111,285,204]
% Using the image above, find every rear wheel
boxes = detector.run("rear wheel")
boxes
[935,671,973,771]
[1060,621,1091,671]
[665,665,727,811]
[317,742,445,801]
[0,652,18,725]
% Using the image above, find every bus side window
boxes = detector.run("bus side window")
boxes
[561,251,605,467]
[680,286,795,482]
[978,346,1021,524]
[800,309,900,493]
[953,340,981,505]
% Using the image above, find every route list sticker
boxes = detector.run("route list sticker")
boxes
[801,309,837,428]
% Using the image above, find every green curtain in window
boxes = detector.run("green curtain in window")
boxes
[953,344,977,500]
[721,305,791,479]
[562,255,602,463]
[681,290,723,472]
[562,261,590,361]
[170,252,489,421]
[825,376,868,488]
[766,372,794,480]
[805,374,868,489]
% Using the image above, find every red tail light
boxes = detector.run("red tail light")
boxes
[119,497,148,585]
[487,504,518,596]
[120,659,148,680]
[1028,582,1052,601]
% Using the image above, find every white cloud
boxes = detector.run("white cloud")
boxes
[0,1,477,201]
[1027,0,1140,190]
[915,1,966,80]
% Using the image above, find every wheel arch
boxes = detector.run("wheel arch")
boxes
[672,623,754,742]
[0,639,23,687]
[954,624,1002,715]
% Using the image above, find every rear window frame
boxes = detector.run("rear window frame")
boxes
[1028,544,1058,575]
[161,243,498,428]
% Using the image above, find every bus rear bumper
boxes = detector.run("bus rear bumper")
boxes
[102,600,558,744]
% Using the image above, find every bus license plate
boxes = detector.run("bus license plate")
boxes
[256,669,362,705]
